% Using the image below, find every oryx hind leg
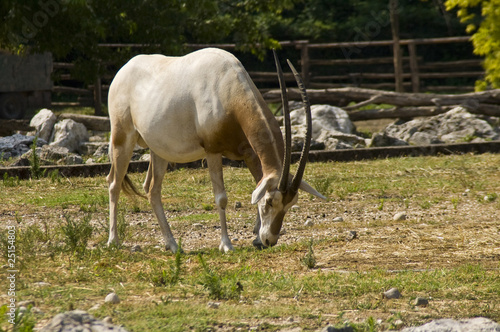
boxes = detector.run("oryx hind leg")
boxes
[147,152,178,253]
[107,130,137,246]
[206,153,233,253]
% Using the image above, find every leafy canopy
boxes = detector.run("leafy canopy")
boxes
[0,0,297,82]
[445,0,500,89]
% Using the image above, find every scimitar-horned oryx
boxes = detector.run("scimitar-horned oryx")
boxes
[106,48,326,253]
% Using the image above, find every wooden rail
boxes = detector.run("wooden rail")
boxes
[51,36,483,113]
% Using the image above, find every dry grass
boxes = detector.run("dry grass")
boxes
[0,153,499,331]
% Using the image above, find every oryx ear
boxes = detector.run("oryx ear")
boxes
[252,180,268,204]
[252,176,276,204]
[299,180,327,200]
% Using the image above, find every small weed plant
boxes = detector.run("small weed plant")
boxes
[301,238,316,269]
[61,213,93,255]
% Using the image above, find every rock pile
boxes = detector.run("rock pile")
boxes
[40,310,128,332]
[370,107,500,147]
[1,105,499,167]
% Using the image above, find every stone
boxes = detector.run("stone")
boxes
[93,143,109,158]
[304,220,314,227]
[287,104,366,150]
[131,245,142,253]
[369,131,408,147]
[393,212,407,221]
[414,297,429,306]
[50,119,89,153]
[345,231,357,241]
[57,154,83,165]
[235,201,243,209]
[30,109,57,142]
[383,287,402,299]
[320,325,354,332]
[40,310,129,332]
[0,134,46,160]
[401,317,500,332]
[104,292,120,304]
[333,217,344,222]
[207,301,220,309]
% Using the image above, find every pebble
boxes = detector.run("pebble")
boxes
[414,297,429,306]
[207,301,220,309]
[33,282,51,287]
[383,287,402,299]
[235,201,242,209]
[333,217,344,222]
[393,212,407,221]
[130,245,142,253]
[105,292,120,304]
[103,316,113,324]
[192,223,203,229]
[345,231,357,241]
[304,220,314,227]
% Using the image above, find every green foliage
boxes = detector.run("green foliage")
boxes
[197,254,243,300]
[150,240,183,287]
[61,213,93,255]
[0,0,297,82]
[301,238,316,269]
[446,0,500,88]
[29,137,42,180]
[2,173,19,187]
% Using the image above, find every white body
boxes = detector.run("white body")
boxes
[106,48,324,252]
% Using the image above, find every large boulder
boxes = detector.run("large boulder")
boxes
[40,310,129,332]
[401,317,500,332]
[287,104,365,150]
[30,109,57,142]
[378,107,499,146]
[50,119,89,153]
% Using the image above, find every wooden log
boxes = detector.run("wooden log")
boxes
[262,87,500,107]
[348,103,500,121]
[0,119,34,136]
[59,113,110,131]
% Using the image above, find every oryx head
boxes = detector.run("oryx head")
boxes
[251,50,326,248]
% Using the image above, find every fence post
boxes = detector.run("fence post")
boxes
[408,41,420,93]
[296,41,310,86]
[390,0,404,92]
[93,76,103,116]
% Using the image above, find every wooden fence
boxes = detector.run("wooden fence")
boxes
[51,36,483,113]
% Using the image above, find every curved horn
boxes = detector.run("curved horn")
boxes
[287,59,312,193]
[273,50,291,193]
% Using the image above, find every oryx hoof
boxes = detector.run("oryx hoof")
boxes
[165,241,179,254]
[219,241,234,253]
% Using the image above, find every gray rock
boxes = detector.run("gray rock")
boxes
[40,310,129,332]
[104,292,120,304]
[383,287,402,299]
[287,104,366,150]
[58,154,83,165]
[369,131,408,147]
[345,231,357,241]
[401,317,500,332]
[93,143,109,158]
[393,212,407,221]
[414,297,429,306]
[50,119,89,153]
[320,325,354,332]
[30,109,57,142]
[304,220,314,227]
[0,134,46,160]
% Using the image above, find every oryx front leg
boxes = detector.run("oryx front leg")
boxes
[148,153,178,253]
[206,153,233,253]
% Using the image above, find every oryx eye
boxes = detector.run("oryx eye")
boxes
[266,198,273,207]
